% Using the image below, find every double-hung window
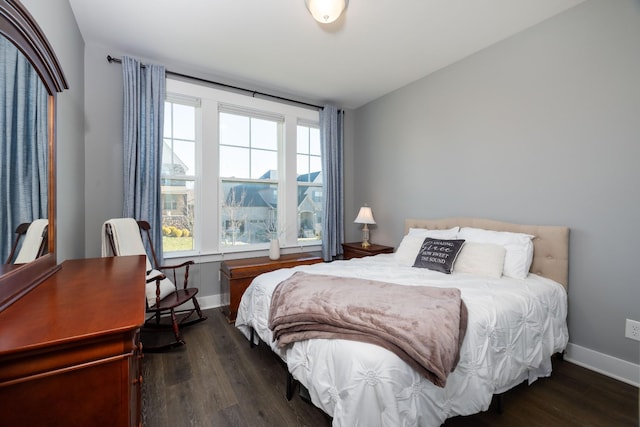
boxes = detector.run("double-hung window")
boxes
[160,78,322,258]
[161,97,198,253]
[296,124,322,242]
[219,107,281,248]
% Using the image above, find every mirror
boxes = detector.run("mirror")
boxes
[1,37,49,264]
[0,0,67,312]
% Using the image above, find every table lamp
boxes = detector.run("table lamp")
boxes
[354,205,376,248]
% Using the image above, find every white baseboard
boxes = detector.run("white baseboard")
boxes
[146,295,223,321]
[565,343,639,387]
[199,295,224,312]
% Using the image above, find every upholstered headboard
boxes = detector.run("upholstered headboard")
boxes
[405,218,570,290]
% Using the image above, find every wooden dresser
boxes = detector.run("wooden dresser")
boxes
[0,256,146,427]
[221,252,323,322]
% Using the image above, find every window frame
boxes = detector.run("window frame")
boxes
[296,123,323,243]
[162,95,200,256]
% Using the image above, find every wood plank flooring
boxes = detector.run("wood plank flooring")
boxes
[141,308,639,427]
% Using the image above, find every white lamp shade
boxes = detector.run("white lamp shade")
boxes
[305,0,347,24]
[354,206,376,224]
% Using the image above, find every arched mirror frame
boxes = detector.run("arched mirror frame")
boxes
[0,0,68,312]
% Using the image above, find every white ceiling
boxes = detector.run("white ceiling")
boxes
[68,0,584,109]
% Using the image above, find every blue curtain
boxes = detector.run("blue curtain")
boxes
[320,105,344,261]
[0,38,48,262]
[121,56,166,264]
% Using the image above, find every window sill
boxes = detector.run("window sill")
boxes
[164,243,322,264]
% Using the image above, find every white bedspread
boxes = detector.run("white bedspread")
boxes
[235,254,568,426]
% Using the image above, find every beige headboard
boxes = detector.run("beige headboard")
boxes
[405,218,570,290]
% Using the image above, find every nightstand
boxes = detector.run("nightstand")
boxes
[220,252,323,323]
[342,242,394,260]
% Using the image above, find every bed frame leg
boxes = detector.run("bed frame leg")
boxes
[249,327,256,348]
[286,371,296,401]
[495,393,504,414]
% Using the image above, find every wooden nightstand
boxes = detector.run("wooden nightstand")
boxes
[220,252,323,323]
[342,242,394,260]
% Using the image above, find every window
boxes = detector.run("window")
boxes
[296,124,322,242]
[161,78,322,257]
[219,109,281,248]
[161,98,198,253]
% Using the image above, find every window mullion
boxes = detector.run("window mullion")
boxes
[283,114,299,247]
[200,98,218,254]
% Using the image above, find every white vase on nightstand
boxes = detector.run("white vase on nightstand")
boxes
[269,238,280,260]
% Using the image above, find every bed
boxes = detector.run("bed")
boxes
[235,218,569,426]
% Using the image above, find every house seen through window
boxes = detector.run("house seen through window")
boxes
[296,125,322,241]
[160,79,322,256]
[162,100,196,252]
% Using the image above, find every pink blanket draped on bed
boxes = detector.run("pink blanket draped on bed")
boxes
[268,271,468,387]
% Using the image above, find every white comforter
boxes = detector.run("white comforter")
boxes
[235,254,568,427]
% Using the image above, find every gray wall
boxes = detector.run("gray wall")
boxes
[83,43,126,254]
[352,0,640,365]
[22,0,85,262]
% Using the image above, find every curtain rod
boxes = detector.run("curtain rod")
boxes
[107,55,323,111]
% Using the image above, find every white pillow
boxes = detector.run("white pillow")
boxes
[454,242,506,279]
[395,227,460,266]
[457,227,534,279]
[408,227,460,238]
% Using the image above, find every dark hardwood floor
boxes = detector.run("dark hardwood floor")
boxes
[141,308,639,427]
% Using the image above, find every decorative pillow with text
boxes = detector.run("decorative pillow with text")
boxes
[394,227,460,266]
[413,238,465,274]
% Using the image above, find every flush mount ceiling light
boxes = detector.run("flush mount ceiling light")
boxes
[305,0,348,24]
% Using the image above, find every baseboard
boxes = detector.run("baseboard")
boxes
[199,295,224,312]
[146,295,223,322]
[565,343,639,387]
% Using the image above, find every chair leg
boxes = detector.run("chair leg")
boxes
[141,309,186,352]
[170,308,184,345]
[142,295,204,351]
[192,295,207,320]
[177,297,208,328]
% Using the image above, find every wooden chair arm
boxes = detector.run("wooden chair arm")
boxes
[157,259,195,271]
[146,272,169,308]
[146,273,166,284]
[157,260,195,290]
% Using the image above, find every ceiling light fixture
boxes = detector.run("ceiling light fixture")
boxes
[305,0,348,24]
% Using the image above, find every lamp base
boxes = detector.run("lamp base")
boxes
[361,226,371,248]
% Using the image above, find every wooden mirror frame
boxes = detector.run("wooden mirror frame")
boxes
[0,0,67,311]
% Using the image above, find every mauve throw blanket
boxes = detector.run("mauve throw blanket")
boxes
[268,272,468,387]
